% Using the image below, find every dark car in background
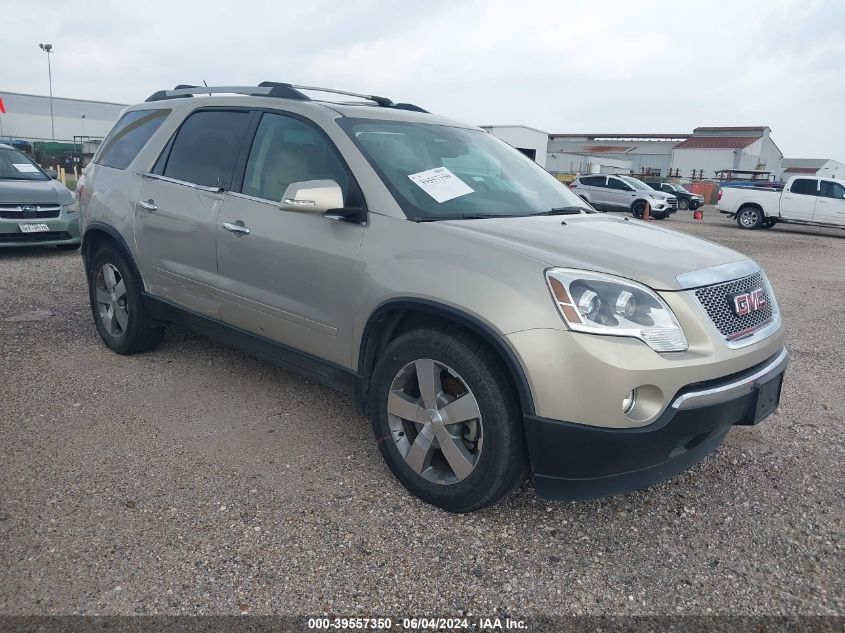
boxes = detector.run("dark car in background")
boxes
[0,143,80,249]
[645,181,704,210]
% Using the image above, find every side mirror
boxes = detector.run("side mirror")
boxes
[45,168,58,179]
[280,180,343,214]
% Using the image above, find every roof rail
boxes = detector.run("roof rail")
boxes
[144,82,428,112]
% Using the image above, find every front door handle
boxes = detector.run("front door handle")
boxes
[138,199,157,212]
[222,221,250,236]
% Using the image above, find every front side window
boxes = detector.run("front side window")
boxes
[820,180,845,199]
[790,178,818,196]
[96,109,170,170]
[607,178,630,191]
[162,110,251,188]
[242,113,349,203]
[618,175,653,191]
[340,118,587,220]
[0,147,49,181]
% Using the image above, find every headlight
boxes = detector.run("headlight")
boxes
[62,201,79,214]
[545,268,688,352]
[647,194,660,199]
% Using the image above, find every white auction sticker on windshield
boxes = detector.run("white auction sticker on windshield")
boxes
[408,167,474,203]
[13,163,39,173]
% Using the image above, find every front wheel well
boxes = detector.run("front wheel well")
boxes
[81,226,141,282]
[358,303,534,416]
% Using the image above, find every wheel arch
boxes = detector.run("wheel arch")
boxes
[81,222,142,283]
[358,299,535,416]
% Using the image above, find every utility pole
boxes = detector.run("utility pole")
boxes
[38,43,55,141]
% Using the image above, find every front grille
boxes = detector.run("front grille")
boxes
[693,272,773,340]
[0,231,71,243]
[0,204,62,219]
[667,197,678,208]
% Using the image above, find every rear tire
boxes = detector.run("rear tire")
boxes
[369,327,528,512]
[88,245,164,354]
[736,206,763,230]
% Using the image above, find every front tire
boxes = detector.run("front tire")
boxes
[678,198,690,210]
[369,327,528,512]
[88,245,164,354]
[632,200,646,218]
[736,206,763,230]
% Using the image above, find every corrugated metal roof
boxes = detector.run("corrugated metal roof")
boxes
[674,136,758,150]
[783,167,819,174]
[782,158,828,169]
[585,145,634,153]
[549,133,689,139]
[692,126,769,132]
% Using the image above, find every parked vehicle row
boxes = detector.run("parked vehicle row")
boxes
[644,181,705,210]
[568,174,678,219]
[717,175,845,230]
[76,82,786,512]
[0,143,80,249]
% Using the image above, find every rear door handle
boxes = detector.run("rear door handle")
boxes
[138,199,157,212]
[222,221,250,236]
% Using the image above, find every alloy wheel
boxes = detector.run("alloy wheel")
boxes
[386,359,483,485]
[94,263,129,336]
[739,208,759,228]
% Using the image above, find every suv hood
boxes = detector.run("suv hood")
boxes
[0,179,74,205]
[437,214,750,291]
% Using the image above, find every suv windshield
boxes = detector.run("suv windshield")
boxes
[0,147,49,181]
[618,175,653,191]
[340,118,587,220]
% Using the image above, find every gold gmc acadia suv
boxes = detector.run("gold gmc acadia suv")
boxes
[77,83,787,512]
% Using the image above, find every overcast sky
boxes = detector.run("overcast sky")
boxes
[3,0,843,159]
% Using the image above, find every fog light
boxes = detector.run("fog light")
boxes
[622,389,637,414]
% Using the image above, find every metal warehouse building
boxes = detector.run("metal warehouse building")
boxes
[0,91,126,145]
[671,126,783,179]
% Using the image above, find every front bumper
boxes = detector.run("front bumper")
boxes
[0,213,81,248]
[524,347,787,500]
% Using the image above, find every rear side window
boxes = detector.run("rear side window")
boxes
[162,110,251,189]
[820,180,845,199]
[791,179,818,196]
[96,109,170,170]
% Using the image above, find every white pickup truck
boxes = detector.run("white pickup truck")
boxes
[717,175,845,230]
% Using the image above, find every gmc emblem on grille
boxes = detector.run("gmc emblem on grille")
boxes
[728,288,767,317]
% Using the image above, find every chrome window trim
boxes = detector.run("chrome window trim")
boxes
[671,347,788,410]
[135,171,224,193]
[676,259,760,290]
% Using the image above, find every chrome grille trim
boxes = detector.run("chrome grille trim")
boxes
[690,271,781,349]
[0,204,62,219]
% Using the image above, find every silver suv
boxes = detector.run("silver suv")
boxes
[570,174,678,219]
[78,83,787,512]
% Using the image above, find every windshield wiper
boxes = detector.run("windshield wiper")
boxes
[530,206,593,216]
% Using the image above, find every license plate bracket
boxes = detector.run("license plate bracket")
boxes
[750,373,783,424]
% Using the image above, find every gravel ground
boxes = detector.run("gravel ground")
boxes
[0,208,842,617]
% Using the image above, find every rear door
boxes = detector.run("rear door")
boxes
[215,110,365,367]
[780,178,819,220]
[576,175,608,208]
[606,176,636,209]
[136,109,252,317]
[815,180,845,226]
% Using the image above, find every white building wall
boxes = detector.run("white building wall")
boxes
[0,92,126,143]
[671,148,737,178]
[546,152,631,174]
[482,126,548,168]
[819,160,845,179]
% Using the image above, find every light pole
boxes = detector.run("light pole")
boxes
[38,43,55,141]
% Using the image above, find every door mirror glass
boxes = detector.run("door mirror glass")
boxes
[280,179,344,214]
[44,168,58,179]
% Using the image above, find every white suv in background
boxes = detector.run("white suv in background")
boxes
[570,174,678,219]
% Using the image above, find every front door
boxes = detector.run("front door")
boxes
[780,178,819,221]
[606,176,636,209]
[215,111,365,367]
[136,108,252,317]
[815,180,845,226]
